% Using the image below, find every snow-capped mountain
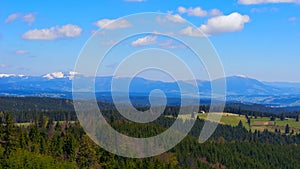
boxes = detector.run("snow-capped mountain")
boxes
[0,73,25,78]
[1,72,300,107]
[42,71,79,80]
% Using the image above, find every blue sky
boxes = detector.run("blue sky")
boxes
[0,0,300,82]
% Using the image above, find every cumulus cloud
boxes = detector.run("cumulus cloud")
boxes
[165,14,186,23]
[156,14,186,23]
[238,0,300,4]
[180,26,206,37]
[5,12,36,24]
[177,6,207,17]
[22,13,36,25]
[94,19,131,29]
[209,9,223,16]
[180,12,250,36]
[199,12,250,35]
[131,36,157,47]
[22,24,82,40]
[5,13,20,23]
[15,50,29,55]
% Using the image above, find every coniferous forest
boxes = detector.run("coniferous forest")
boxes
[1,97,300,168]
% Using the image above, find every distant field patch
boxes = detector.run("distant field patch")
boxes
[251,121,274,126]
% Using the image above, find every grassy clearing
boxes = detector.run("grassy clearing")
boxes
[15,121,76,127]
[167,112,300,134]
[169,112,249,129]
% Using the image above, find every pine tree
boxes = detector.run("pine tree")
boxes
[238,120,243,128]
[285,124,290,134]
[50,133,64,158]
[280,114,285,121]
[0,112,4,124]
[19,126,27,149]
[270,116,276,121]
[30,117,40,142]
[247,118,251,126]
[63,133,77,161]
[3,113,16,158]
[29,117,40,153]
[77,135,97,168]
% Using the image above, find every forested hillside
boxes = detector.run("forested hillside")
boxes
[1,112,300,168]
[1,97,300,168]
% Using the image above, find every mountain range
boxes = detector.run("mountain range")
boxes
[1,72,300,107]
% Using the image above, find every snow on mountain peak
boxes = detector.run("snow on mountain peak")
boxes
[0,74,16,78]
[43,72,65,79]
[235,74,248,78]
[43,71,79,80]
[68,71,78,80]
[0,74,25,78]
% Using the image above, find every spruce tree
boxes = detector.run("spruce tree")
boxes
[285,124,290,134]
[3,113,16,158]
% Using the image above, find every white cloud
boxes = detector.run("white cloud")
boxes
[177,6,207,17]
[156,14,185,24]
[165,14,186,23]
[15,50,29,55]
[209,9,223,16]
[289,17,297,22]
[58,24,82,37]
[180,26,206,37]
[131,36,157,47]
[178,7,186,14]
[200,12,250,36]
[5,13,20,23]
[22,13,36,25]
[239,0,300,5]
[5,12,36,24]
[22,24,82,40]
[158,39,185,49]
[0,64,6,68]
[152,30,175,36]
[180,12,250,36]
[94,19,131,29]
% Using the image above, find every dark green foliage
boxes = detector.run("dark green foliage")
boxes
[270,116,276,121]
[2,97,300,168]
[285,124,290,134]
[3,113,16,159]
[2,113,300,168]
[280,114,285,121]
[63,132,76,161]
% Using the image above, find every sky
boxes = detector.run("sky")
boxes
[0,0,300,82]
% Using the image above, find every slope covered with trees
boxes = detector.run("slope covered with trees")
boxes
[1,111,300,168]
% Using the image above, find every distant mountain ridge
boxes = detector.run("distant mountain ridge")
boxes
[1,72,300,107]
